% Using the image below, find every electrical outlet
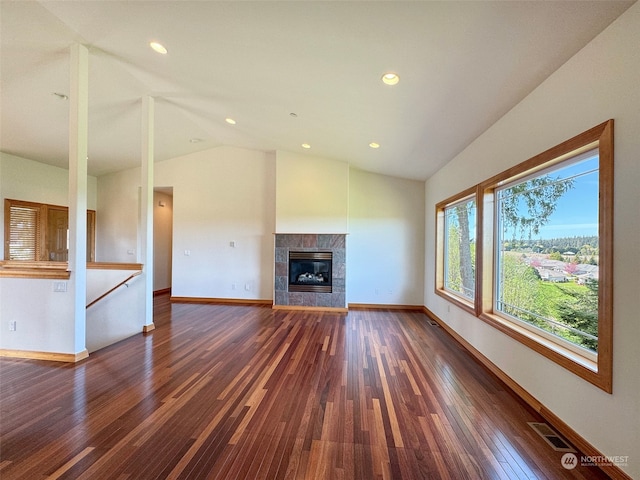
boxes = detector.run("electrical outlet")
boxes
[127,249,135,255]
[231,283,236,290]
[53,281,67,292]
[8,321,16,331]
[245,283,251,291]
[184,250,191,256]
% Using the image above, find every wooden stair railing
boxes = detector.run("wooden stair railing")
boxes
[86,271,142,309]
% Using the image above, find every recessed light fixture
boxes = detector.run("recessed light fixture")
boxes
[225,118,236,125]
[189,138,203,143]
[381,72,399,85]
[301,143,311,149]
[289,112,298,118]
[52,92,68,100]
[369,142,380,149]
[150,41,168,55]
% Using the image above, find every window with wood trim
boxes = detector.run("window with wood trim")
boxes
[435,120,613,392]
[436,187,478,313]
[4,199,96,262]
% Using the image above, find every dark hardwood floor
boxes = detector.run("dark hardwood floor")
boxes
[0,294,608,479]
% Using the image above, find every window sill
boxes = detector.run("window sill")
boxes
[478,312,609,392]
[435,288,476,316]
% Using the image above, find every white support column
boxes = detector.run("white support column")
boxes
[69,44,89,358]
[141,96,155,332]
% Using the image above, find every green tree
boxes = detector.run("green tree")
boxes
[501,175,574,241]
[446,223,462,293]
[554,280,599,351]
[499,255,540,320]
[549,251,563,261]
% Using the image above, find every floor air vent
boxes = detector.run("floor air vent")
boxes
[427,319,439,326]
[528,422,575,452]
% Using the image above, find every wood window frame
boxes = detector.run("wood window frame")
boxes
[435,186,480,316]
[4,199,96,263]
[435,120,613,393]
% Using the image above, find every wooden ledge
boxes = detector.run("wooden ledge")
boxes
[0,261,70,279]
[0,261,142,279]
[88,262,143,270]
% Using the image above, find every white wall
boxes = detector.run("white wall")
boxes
[153,190,173,291]
[275,150,349,234]
[96,167,141,262]
[349,168,424,305]
[0,152,97,242]
[423,4,640,477]
[86,268,145,353]
[155,146,276,300]
[0,277,77,353]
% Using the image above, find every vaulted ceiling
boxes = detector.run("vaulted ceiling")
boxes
[1,1,634,180]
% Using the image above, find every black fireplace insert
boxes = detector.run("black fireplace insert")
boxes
[289,251,332,293]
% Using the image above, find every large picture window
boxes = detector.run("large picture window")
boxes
[435,120,613,392]
[495,150,599,356]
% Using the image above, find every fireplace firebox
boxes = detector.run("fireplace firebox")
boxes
[289,251,332,293]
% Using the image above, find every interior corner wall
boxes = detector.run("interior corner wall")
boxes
[423,4,640,478]
[154,146,276,300]
[348,168,425,305]
[275,150,349,234]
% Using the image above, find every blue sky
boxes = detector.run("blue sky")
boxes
[504,154,599,240]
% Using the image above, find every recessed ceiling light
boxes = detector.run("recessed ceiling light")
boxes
[301,143,311,149]
[369,142,380,149]
[52,92,68,100]
[381,72,399,86]
[189,138,203,143]
[225,118,236,125]
[289,112,298,117]
[150,42,168,55]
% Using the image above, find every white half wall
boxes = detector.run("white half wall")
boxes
[0,277,76,353]
[424,4,640,477]
[348,168,425,305]
[86,268,145,353]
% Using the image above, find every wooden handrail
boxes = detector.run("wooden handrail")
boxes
[86,271,142,309]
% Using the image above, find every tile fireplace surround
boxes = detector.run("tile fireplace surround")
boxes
[274,234,346,310]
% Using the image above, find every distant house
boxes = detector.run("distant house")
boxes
[538,268,568,283]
